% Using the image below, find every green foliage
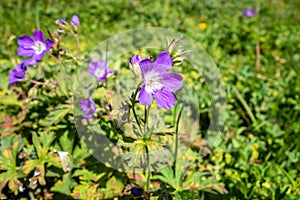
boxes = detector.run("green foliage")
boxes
[0,0,299,199]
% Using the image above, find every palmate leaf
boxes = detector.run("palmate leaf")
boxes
[183,171,227,194]
[32,132,56,159]
[100,176,124,199]
[71,181,101,199]
[0,90,22,107]
[155,166,177,189]
[44,104,73,126]
[23,132,60,188]
[155,159,189,191]
[71,170,107,199]
[72,169,105,182]
[0,137,25,194]
[51,173,76,196]
[0,172,23,195]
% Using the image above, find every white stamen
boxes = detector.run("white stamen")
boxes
[144,71,163,93]
[31,41,46,55]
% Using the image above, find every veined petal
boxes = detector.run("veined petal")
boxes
[33,30,45,42]
[8,63,27,86]
[98,69,114,82]
[88,97,96,112]
[17,36,34,48]
[162,72,183,92]
[130,54,142,66]
[154,51,172,71]
[23,58,37,66]
[8,70,23,86]
[79,100,90,113]
[17,47,34,57]
[79,97,96,120]
[32,52,45,62]
[15,62,27,71]
[153,88,175,109]
[96,60,108,69]
[139,59,153,78]
[45,39,54,51]
[106,69,114,75]
[88,61,98,73]
[138,84,153,105]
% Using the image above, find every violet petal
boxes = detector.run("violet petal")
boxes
[138,84,153,105]
[153,88,176,109]
[162,72,183,92]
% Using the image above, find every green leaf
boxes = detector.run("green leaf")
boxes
[46,106,72,126]
[51,173,75,195]
[32,133,42,157]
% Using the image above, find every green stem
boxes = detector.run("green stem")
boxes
[233,86,257,124]
[131,86,143,135]
[75,36,79,57]
[69,24,79,57]
[144,105,151,137]
[145,145,151,195]
[174,105,183,175]
[144,106,147,136]
[144,105,152,198]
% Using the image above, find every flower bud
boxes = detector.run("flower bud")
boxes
[166,37,188,66]
[129,54,142,76]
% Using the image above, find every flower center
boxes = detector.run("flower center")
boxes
[144,70,163,93]
[32,41,46,55]
[94,68,105,78]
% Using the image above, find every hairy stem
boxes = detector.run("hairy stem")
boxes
[144,105,151,137]
[131,86,143,135]
[145,145,151,195]
[174,105,183,176]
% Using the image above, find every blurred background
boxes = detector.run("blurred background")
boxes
[0,0,300,199]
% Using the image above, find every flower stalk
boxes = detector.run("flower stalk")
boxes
[174,105,183,176]
[131,84,143,135]
[145,144,151,196]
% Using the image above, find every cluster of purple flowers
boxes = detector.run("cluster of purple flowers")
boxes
[57,14,80,35]
[8,30,54,86]
[8,14,80,86]
[80,50,183,121]
[79,59,114,120]
[8,14,183,120]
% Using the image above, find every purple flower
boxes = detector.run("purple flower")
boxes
[130,54,142,66]
[71,14,80,27]
[17,30,53,64]
[138,51,183,109]
[59,18,67,25]
[8,62,27,86]
[130,54,143,75]
[88,60,114,82]
[79,97,96,120]
[242,9,256,17]
[57,18,67,34]
[130,186,143,196]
